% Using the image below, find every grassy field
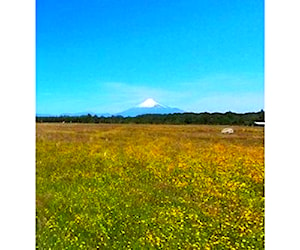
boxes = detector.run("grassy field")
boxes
[36,123,264,249]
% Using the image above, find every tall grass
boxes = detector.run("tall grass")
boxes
[36,124,264,249]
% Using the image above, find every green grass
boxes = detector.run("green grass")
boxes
[36,123,264,249]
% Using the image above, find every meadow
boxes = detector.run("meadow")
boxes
[36,123,264,249]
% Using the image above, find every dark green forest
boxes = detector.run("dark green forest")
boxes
[36,110,264,126]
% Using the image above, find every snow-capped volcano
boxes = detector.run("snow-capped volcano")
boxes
[116,98,184,117]
[137,98,165,108]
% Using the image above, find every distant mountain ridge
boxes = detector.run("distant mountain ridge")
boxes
[37,112,112,117]
[37,98,184,117]
[116,98,184,117]
[61,112,111,117]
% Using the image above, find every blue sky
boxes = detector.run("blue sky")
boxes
[36,0,264,115]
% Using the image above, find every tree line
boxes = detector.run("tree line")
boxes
[36,110,264,126]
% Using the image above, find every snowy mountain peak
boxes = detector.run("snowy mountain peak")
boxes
[116,98,184,117]
[138,98,164,108]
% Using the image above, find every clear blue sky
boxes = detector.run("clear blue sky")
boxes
[36,0,264,115]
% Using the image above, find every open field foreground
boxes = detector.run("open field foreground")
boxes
[36,123,264,249]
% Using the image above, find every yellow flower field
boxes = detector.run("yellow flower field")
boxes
[36,123,264,249]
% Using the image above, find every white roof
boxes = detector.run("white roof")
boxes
[254,121,265,125]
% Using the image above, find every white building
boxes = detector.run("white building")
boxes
[254,121,265,126]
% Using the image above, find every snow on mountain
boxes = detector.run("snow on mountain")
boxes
[116,98,184,117]
[137,98,166,108]
[42,98,183,118]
